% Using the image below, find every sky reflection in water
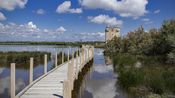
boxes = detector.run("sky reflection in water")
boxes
[78,49,127,98]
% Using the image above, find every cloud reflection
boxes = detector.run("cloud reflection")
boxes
[94,64,113,74]
[0,68,4,74]
[86,79,117,98]
[0,77,26,94]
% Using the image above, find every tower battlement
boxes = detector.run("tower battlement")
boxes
[105,26,120,42]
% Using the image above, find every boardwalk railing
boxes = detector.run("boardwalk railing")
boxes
[10,45,94,98]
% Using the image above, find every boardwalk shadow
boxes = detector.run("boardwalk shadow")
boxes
[53,94,63,98]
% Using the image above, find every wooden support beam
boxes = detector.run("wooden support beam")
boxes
[29,57,33,84]
[44,54,47,74]
[71,52,75,90]
[76,52,79,79]
[63,80,69,98]
[62,51,64,63]
[55,52,57,67]
[10,63,15,98]
[67,49,69,61]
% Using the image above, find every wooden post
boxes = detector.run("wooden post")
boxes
[63,80,69,98]
[76,52,79,79]
[72,52,75,90]
[72,52,74,77]
[29,57,33,84]
[79,53,82,71]
[67,62,74,91]
[89,47,91,60]
[62,51,64,63]
[87,47,89,62]
[90,47,92,59]
[82,49,84,63]
[55,52,57,67]
[72,52,74,60]
[92,46,94,58]
[67,62,71,84]
[67,49,69,61]
[80,52,82,66]
[80,52,83,71]
[84,48,86,63]
[44,54,47,74]
[68,80,72,98]
[82,48,84,65]
[10,63,15,98]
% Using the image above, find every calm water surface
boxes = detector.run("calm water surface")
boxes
[78,48,127,98]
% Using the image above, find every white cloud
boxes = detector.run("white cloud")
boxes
[79,0,148,18]
[27,21,37,29]
[0,22,68,41]
[145,21,153,24]
[154,9,160,14]
[78,32,105,41]
[56,1,82,14]
[36,9,45,15]
[0,12,6,21]
[80,32,105,37]
[43,29,49,32]
[56,26,66,33]
[0,22,105,42]
[88,14,123,26]
[69,8,82,13]
[142,18,150,22]
[0,0,28,11]
[141,18,153,24]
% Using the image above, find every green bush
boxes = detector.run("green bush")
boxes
[118,68,144,89]
[113,53,137,66]
[145,72,165,94]
[163,69,175,93]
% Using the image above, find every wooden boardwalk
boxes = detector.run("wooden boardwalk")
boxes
[10,45,94,98]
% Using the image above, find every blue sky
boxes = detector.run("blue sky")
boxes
[0,0,175,42]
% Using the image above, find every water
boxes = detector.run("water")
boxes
[78,48,127,98]
[0,45,77,98]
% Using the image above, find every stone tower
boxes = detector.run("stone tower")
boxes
[105,26,120,43]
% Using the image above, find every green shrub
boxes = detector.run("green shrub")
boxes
[118,68,144,89]
[163,69,175,93]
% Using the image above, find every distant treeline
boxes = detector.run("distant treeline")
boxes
[0,41,105,48]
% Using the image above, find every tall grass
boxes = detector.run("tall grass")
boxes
[111,53,175,97]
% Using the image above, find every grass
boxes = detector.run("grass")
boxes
[0,41,105,48]
[0,51,72,69]
[0,51,51,69]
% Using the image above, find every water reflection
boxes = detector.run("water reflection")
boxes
[0,68,4,74]
[78,49,127,98]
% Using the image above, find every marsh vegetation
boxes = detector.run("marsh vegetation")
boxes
[105,19,175,97]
